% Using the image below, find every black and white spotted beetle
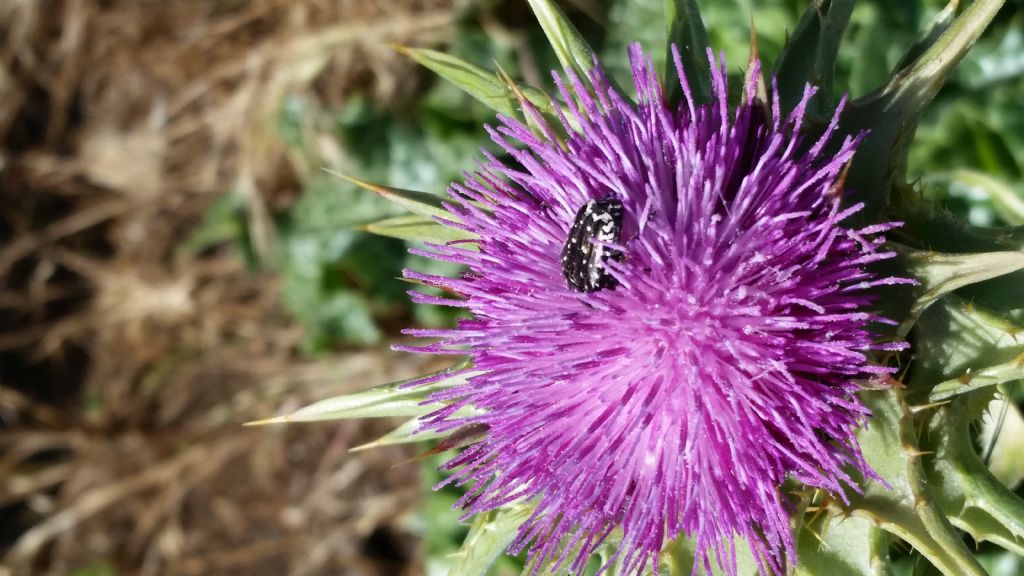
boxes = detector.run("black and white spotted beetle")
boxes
[561,198,624,293]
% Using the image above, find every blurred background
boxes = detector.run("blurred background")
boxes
[0,1,1022,575]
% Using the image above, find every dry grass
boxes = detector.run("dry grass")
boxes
[0,0,464,574]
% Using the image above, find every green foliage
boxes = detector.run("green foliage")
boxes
[912,296,1024,402]
[399,47,554,121]
[526,0,603,85]
[663,0,712,105]
[249,361,474,424]
[448,504,535,576]
[269,49,507,351]
[774,0,856,119]
[408,457,525,576]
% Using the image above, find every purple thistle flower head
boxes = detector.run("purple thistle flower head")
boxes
[401,43,905,575]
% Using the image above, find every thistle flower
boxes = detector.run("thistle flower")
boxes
[401,43,905,575]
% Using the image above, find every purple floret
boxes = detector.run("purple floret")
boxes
[400,43,906,575]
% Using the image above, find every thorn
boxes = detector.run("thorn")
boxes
[858,376,892,391]
[494,62,529,108]
[827,161,852,201]
[744,13,768,110]
[349,440,380,452]
[322,169,390,197]
[916,410,930,439]
[891,354,909,379]
[748,13,760,61]
[243,415,290,426]
[803,523,826,546]
[910,400,950,414]
[805,504,827,530]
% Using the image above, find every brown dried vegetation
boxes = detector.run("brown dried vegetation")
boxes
[0,1,460,574]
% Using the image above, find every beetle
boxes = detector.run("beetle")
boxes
[560,198,624,293]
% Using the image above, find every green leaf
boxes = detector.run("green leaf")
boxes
[867,525,893,575]
[526,0,599,80]
[361,214,477,244]
[277,176,414,349]
[896,0,1007,96]
[910,296,1024,402]
[294,288,382,349]
[796,515,879,576]
[928,356,1024,403]
[897,246,1024,337]
[397,47,554,119]
[327,170,453,219]
[350,417,436,451]
[664,0,711,105]
[891,1,959,76]
[662,533,760,576]
[924,398,1024,556]
[846,390,987,576]
[247,361,475,424]
[449,504,534,576]
[773,0,856,120]
[771,2,818,108]
[927,352,1024,404]
[660,475,894,575]
[350,410,482,452]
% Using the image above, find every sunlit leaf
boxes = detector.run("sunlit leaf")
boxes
[911,296,1024,400]
[397,47,554,119]
[327,170,453,219]
[361,214,477,244]
[449,504,535,576]
[527,0,603,84]
[924,398,1024,556]
[850,390,988,576]
[664,0,710,104]
[247,361,476,424]
[795,515,878,576]
[773,0,856,119]
[898,247,1024,337]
